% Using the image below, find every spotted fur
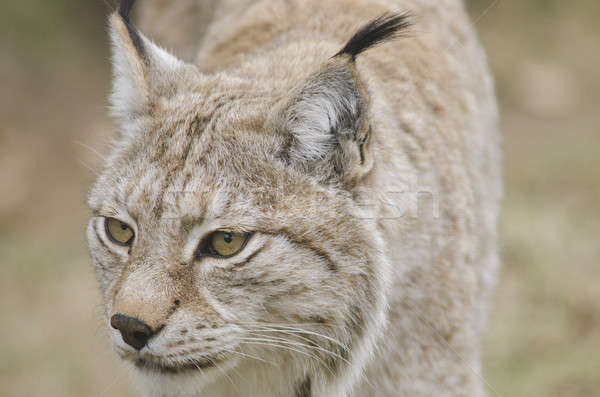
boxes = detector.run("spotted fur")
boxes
[88,0,501,396]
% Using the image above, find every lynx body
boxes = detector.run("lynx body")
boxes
[87,0,501,396]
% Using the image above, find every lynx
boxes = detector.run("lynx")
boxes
[87,0,501,396]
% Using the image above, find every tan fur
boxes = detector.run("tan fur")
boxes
[88,0,501,396]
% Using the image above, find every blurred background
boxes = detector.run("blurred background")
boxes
[0,0,598,396]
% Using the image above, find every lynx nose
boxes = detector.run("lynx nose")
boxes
[110,314,154,350]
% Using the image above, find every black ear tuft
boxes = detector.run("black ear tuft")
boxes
[117,0,145,56]
[335,12,412,60]
[119,0,136,24]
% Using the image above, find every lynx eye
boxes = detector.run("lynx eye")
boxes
[104,218,134,246]
[197,231,250,258]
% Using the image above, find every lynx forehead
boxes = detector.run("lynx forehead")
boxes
[87,0,501,396]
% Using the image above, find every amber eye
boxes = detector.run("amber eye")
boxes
[104,218,134,246]
[197,231,250,258]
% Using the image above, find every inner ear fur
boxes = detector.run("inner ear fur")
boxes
[275,56,373,186]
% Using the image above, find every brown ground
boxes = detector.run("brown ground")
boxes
[1,1,598,396]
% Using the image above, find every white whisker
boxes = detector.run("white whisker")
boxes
[245,324,348,350]
[74,140,107,160]
[245,331,350,366]
[238,338,334,375]
[222,347,276,366]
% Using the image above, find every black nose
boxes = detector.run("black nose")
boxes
[110,314,154,350]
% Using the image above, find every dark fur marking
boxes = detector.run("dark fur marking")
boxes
[230,277,284,289]
[348,304,366,340]
[312,248,337,272]
[231,243,268,269]
[359,126,371,165]
[316,306,364,379]
[329,343,351,377]
[335,13,412,60]
[118,0,135,22]
[118,0,145,57]
[270,230,338,271]
[154,104,224,222]
[154,117,201,220]
[295,377,312,397]
[309,315,328,324]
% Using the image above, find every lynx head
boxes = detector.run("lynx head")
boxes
[87,0,410,392]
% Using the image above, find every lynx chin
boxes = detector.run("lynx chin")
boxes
[87,0,501,396]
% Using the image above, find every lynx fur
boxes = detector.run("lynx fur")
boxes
[87,0,501,396]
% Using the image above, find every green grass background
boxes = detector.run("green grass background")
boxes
[1,0,599,395]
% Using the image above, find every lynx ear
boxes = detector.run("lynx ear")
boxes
[278,58,372,185]
[277,13,411,185]
[109,0,187,120]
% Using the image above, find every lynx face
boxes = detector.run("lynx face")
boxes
[87,87,380,375]
[87,2,405,388]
